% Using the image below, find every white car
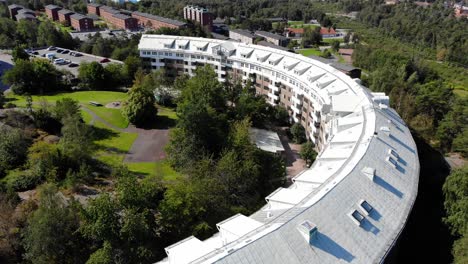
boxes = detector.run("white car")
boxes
[53,58,65,65]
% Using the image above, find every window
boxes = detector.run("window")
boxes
[360,200,373,214]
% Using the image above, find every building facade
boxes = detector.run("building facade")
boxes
[229,29,256,44]
[45,4,61,21]
[58,9,74,26]
[255,30,289,47]
[8,4,23,20]
[138,35,420,264]
[183,5,213,30]
[131,11,186,30]
[70,14,94,31]
[87,3,101,16]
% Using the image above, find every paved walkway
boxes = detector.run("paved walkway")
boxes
[81,106,170,163]
[278,130,307,181]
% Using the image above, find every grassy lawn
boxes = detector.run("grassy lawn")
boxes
[92,120,138,163]
[86,105,128,128]
[81,110,93,124]
[297,48,322,57]
[6,91,129,128]
[322,38,343,44]
[126,161,180,181]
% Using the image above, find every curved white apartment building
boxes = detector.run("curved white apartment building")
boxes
[138,35,420,264]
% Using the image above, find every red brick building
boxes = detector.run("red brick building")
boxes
[132,11,186,30]
[99,6,120,22]
[87,3,101,16]
[45,4,61,21]
[8,4,23,20]
[70,13,94,31]
[58,9,75,26]
[111,13,138,31]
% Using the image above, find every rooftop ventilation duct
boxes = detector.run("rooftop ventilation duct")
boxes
[297,220,317,244]
[362,167,375,181]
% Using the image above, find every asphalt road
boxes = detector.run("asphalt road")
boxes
[33,47,123,76]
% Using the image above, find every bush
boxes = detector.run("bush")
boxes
[10,171,43,191]
[290,123,306,144]
[4,102,16,109]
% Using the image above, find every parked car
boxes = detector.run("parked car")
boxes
[99,58,110,63]
[72,52,82,57]
[64,59,71,64]
[53,58,65,65]
[62,50,70,54]
[68,63,79,68]
[47,46,57,51]
[56,49,64,53]
[32,51,39,55]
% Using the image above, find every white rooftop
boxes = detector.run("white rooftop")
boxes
[249,128,285,153]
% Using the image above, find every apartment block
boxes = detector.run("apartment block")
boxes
[45,4,62,21]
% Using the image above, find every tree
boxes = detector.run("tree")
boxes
[11,46,29,62]
[54,98,81,122]
[166,66,229,168]
[290,123,306,143]
[60,115,92,164]
[300,141,317,167]
[443,166,468,236]
[331,40,340,52]
[452,129,468,158]
[78,62,105,90]
[103,63,124,88]
[122,56,141,85]
[22,184,86,264]
[452,234,468,264]
[122,84,157,127]
[0,91,4,109]
[302,27,322,47]
[0,127,31,176]
[2,59,62,95]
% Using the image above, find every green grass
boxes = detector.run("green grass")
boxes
[92,120,138,163]
[86,105,128,128]
[126,161,180,181]
[322,38,343,44]
[81,110,93,124]
[297,48,322,57]
[6,91,129,128]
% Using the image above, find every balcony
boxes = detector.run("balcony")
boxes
[267,93,279,101]
[291,104,302,115]
[269,84,280,93]
[310,110,321,122]
[292,96,303,106]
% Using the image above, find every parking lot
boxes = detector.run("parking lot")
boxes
[32,47,123,76]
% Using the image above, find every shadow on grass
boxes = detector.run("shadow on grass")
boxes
[134,115,177,130]
[90,125,119,141]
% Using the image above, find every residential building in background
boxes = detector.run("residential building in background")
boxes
[45,4,62,21]
[111,13,138,31]
[320,27,338,37]
[138,34,419,264]
[87,3,101,16]
[16,12,37,21]
[255,31,289,47]
[229,29,256,44]
[70,13,94,32]
[132,11,186,30]
[8,4,23,20]
[285,27,304,38]
[58,9,75,26]
[183,5,213,30]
